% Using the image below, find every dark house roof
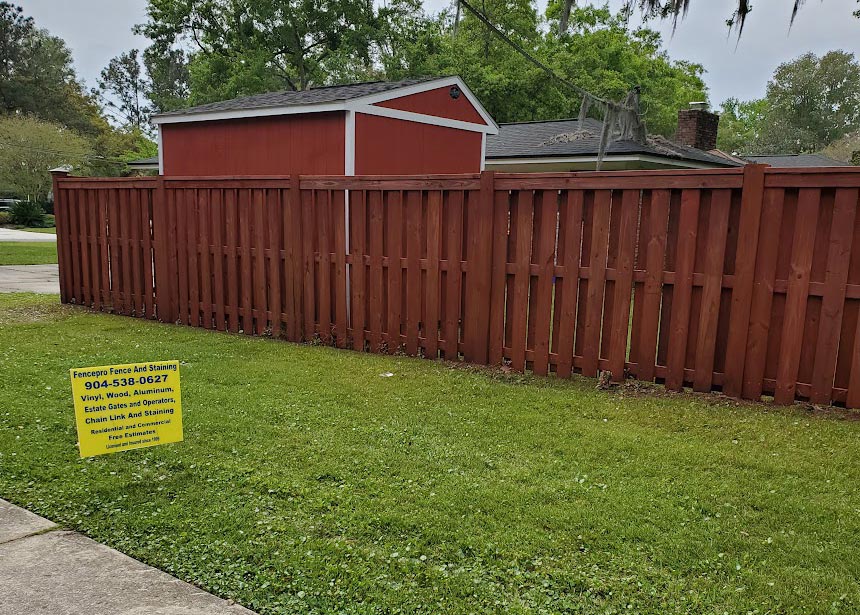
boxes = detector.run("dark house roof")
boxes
[745,154,850,167]
[154,78,438,119]
[486,118,741,167]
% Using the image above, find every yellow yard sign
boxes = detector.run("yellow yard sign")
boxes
[70,361,183,458]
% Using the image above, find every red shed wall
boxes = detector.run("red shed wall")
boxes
[161,112,345,176]
[354,113,483,175]
[374,85,486,124]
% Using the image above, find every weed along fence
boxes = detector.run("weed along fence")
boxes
[52,166,860,408]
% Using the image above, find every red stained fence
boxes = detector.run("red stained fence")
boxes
[52,167,860,408]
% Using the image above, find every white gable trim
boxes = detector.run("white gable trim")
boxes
[352,104,497,134]
[152,101,348,125]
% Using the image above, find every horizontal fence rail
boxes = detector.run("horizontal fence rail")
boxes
[53,166,860,409]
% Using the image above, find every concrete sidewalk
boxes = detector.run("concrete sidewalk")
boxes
[0,499,255,615]
[0,228,56,242]
[0,264,59,293]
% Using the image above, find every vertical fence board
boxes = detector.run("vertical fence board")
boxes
[426,190,442,359]
[510,190,534,372]
[665,190,700,391]
[607,189,639,382]
[581,190,611,377]
[488,189,509,365]
[129,189,143,315]
[332,189,348,347]
[301,189,317,341]
[443,191,463,360]
[636,189,671,382]
[86,190,101,310]
[742,189,785,399]
[212,189,227,331]
[317,190,333,343]
[225,189,240,332]
[350,190,367,350]
[386,191,403,352]
[238,189,252,333]
[774,188,821,404]
[405,190,422,356]
[252,189,267,335]
[531,190,557,376]
[367,190,385,351]
[555,190,584,378]
[693,189,732,392]
[810,188,857,404]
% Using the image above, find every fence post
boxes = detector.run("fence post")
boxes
[153,175,172,323]
[50,168,70,303]
[463,170,495,364]
[723,163,768,399]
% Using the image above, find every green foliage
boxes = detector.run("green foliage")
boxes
[9,200,43,226]
[0,210,10,224]
[96,49,151,132]
[0,115,93,201]
[2,293,860,613]
[717,51,860,155]
[716,97,768,154]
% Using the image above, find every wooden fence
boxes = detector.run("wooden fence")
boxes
[52,166,860,408]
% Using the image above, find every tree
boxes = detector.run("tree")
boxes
[96,49,151,131]
[0,3,105,136]
[716,98,768,154]
[0,115,93,202]
[717,51,860,155]
[142,45,189,112]
[137,0,423,105]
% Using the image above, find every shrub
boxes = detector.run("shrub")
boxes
[42,214,55,228]
[0,211,11,225]
[10,201,44,227]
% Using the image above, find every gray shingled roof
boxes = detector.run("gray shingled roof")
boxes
[745,154,850,167]
[154,78,439,118]
[486,118,741,167]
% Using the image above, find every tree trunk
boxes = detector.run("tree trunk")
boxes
[558,0,575,36]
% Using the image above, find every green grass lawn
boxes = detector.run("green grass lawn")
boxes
[0,242,58,265]
[1,293,858,615]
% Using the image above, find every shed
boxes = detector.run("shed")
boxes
[151,77,498,177]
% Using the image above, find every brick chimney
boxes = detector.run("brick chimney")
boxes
[675,102,719,151]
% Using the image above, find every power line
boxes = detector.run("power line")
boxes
[455,0,618,109]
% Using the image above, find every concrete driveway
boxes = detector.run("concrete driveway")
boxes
[0,228,56,242]
[0,264,59,293]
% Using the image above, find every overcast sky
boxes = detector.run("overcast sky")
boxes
[17,0,860,109]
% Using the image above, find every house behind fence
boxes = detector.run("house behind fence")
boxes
[52,166,860,409]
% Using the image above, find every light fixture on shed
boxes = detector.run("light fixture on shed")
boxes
[449,85,461,100]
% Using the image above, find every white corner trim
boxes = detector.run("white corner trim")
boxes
[351,103,497,134]
[151,101,349,125]
[157,125,164,174]
[480,133,487,171]
[344,110,356,175]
